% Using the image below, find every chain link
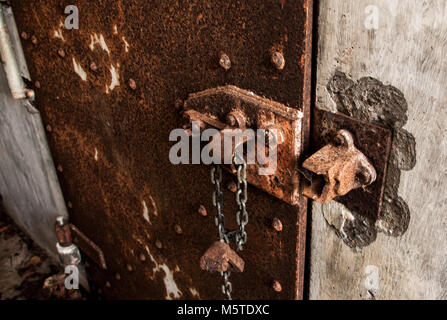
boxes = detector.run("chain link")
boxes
[210,162,249,300]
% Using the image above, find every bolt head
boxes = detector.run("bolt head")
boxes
[272,218,283,232]
[219,53,231,71]
[198,205,207,217]
[272,280,282,292]
[174,224,183,235]
[271,52,285,70]
[129,78,137,90]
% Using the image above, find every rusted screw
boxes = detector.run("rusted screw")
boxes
[90,62,98,71]
[45,124,52,132]
[219,53,231,71]
[126,264,133,272]
[174,224,183,235]
[115,273,121,280]
[272,218,283,232]
[31,36,38,45]
[57,48,65,58]
[272,280,282,292]
[129,78,137,90]
[57,164,63,172]
[271,51,285,70]
[198,205,207,217]
[155,240,163,249]
[139,253,147,262]
[20,31,29,40]
[34,81,41,89]
[227,181,237,193]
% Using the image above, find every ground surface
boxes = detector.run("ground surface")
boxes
[0,198,85,300]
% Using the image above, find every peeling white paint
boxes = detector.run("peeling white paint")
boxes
[106,64,120,93]
[94,148,99,161]
[142,200,150,223]
[72,58,87,81]
[364,265,380,299]
[89,33,110,54]
[145,246,182,300]
[122,36,130,52]
[149,195,158,216]
[321,201,355,239]
[113,25,118,35]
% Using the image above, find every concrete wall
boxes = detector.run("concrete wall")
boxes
[310,0,447,299]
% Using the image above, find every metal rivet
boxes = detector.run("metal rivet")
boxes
[57,48,65,58]
[31,36,37,45]
[20,31,28,40]
[174,224,183,235]
[271,51,285,70]
[272,280,282,292]
[155,240,163,249]
[272,218,283,232]
[57,164,63,172]
[219,53,231,71]
[139,253,146,262]
[226,113,237,126]
[90,62,98,71]
[115,273,121,280]
[45,125,52,132]
[34,81,41,89]
[105,281,111,288]
[198,205,207,217]
[67,201,73,209]
[227,181,237,193]
[126,264,133,272]
[129,78,137,90]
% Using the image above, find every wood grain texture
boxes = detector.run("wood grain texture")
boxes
[310,0,447,299]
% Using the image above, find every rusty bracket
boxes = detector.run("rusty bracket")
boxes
[305,109,392,220]
[301,129,377,203]
[183,85,303,206]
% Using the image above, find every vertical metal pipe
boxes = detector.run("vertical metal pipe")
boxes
[0,4,28,99]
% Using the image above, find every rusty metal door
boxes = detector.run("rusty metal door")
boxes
[12,0,313,299]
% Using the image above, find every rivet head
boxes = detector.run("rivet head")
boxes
[155,240,163,249]
[90,62,98,71]
[272,280,282,292]
[139,254,147,262]
[272,218,283,232]
[57,48,65,58]
[34,81,41,89]
[219,53,231,71]
[31,36,38,45]
[174,224,183,235]
[20,31,29,40]
[45,124,52,132]
[129,78,137,90]
[198,205,207,217]
[126,264,133,272]
[115,273,121,280]
[227,181,237,193]
[67,201,73,209]
[105,281,111,288]
[226,114,237,127]
[271,51,285,70]
[57,164,63,172]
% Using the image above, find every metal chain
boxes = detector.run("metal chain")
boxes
[235,162,248,251]
[211,162,249,300]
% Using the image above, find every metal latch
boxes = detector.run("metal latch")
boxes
[182,85,392,217]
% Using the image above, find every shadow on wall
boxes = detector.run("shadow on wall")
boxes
[319,71,416,248]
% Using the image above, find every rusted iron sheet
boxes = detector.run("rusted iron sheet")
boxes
[12,0,313,299]
[312,109,392,220]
